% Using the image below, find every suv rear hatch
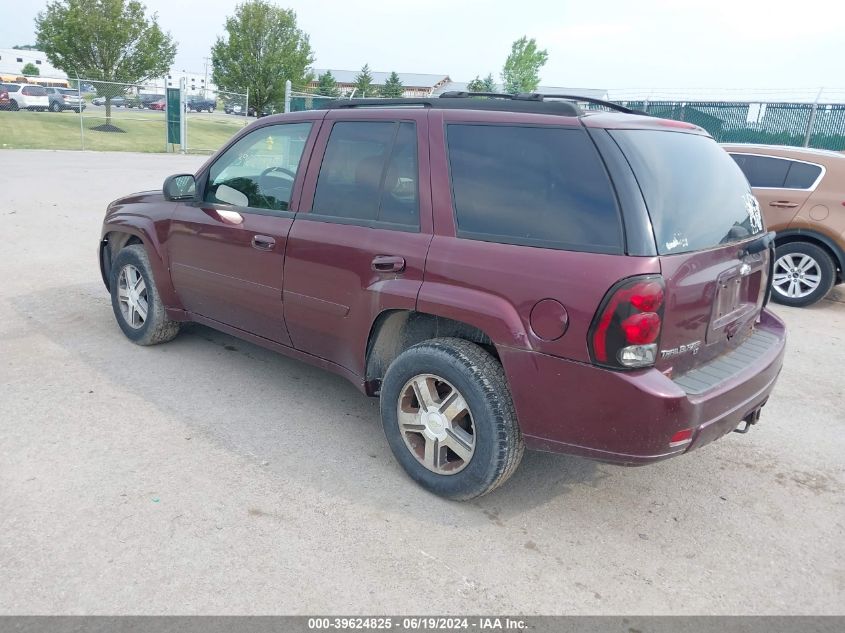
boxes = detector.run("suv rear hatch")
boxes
[610,128,772,377]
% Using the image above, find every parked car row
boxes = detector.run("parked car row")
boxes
[1,83,49,111]
[99,93,792,500]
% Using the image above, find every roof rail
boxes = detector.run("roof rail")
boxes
[524,93,640,114]
[441,91,643,115]
[321,95,582,116]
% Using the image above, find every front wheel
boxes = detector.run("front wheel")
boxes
[50,102,61,112]
[380,338,524,500]
[771,242,835,307]
[109,245,180,345]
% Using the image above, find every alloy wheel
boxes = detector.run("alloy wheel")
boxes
[117,264,149,329]
[773,253,822,299]
[397,374,475,475]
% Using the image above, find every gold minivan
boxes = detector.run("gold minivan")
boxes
[724,144,845,306]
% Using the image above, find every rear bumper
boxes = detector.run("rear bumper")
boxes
[500,309,786,464]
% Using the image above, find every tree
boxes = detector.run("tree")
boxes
[379,71,404,98]
[316,70,340,98]
[35,0,176,126]
[353,64,373,98]
[212,0,314,116]
[21,63,40,76]
[467,73,497,93]
[501,36,548,94]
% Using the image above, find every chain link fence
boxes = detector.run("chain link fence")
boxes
[0,75,249,153]
[599,88,845,150]
[288,89,337,113]
[4,77,845,153]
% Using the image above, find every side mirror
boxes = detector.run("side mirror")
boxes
[163,174,196,201]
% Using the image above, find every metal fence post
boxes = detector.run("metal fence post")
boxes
[285,80,291,113]
[803,87,824,147]
[76,72,84,150]
[179,77,188,153]
[244,88,249,126]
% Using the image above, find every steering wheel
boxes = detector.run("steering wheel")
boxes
[259,166,296,182]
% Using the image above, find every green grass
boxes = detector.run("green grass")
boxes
[0,108,247,153]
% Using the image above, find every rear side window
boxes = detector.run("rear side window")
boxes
[730,153,823,190]
[312,121,419,229]
[783,161,823,189]
[22,86,46,96]
[446,124,622,253]
[613,131,762,255]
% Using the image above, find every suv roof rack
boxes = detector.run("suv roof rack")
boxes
[321,92,641,117]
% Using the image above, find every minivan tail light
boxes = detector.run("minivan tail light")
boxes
[589,275,665,370]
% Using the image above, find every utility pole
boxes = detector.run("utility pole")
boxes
[202,56,211,97]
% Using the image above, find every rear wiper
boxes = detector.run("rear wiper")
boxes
[739,231,776,257]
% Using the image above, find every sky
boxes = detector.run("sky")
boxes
[1,0,844,91]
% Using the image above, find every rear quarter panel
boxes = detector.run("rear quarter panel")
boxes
[421,109,660,360]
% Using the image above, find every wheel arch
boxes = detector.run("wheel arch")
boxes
[364,310,499,396]
[100,225,180,309]
[775,229,844,282]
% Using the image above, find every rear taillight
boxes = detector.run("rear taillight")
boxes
[589,275,665,370]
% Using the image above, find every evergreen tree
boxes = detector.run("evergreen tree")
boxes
[353,63,373,97]
[379,71,404,98]
[316,70,340,97]
[21,63,40,76]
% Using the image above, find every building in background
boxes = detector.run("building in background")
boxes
[310,69,451,97]
[0,47,67,82]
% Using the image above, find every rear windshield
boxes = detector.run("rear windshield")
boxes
[611,130,763,255]
[59,89,76,96]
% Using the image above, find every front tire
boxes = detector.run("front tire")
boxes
[771,242,835,307]
[50,102,61,112]
[380,338,524,500]
[109,245,180,345]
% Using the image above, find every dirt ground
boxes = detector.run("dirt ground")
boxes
[1,150,843,614]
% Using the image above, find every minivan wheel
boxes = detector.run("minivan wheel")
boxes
[380,338,524,500]
[771,242,835,307]
[109,245,180,345]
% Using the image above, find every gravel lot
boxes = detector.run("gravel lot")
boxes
[0,150,843,615]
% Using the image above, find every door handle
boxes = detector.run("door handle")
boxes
[371,255,406,273]
[769,201,799,208]
[251,235,276,251]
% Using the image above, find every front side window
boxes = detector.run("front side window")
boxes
[312,121,419,228]
[446,124,622,253]
[205,122,312,212]
[730,154,790,188]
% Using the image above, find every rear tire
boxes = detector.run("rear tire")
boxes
[50,102,61,112]
[10,101,19,111]
[771,242,835,307]
[380,338,524,500]
[109,245,181,346]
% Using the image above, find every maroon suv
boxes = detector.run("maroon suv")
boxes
[99,93,786,499]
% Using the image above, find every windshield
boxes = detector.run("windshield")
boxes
[611,130,763,255]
